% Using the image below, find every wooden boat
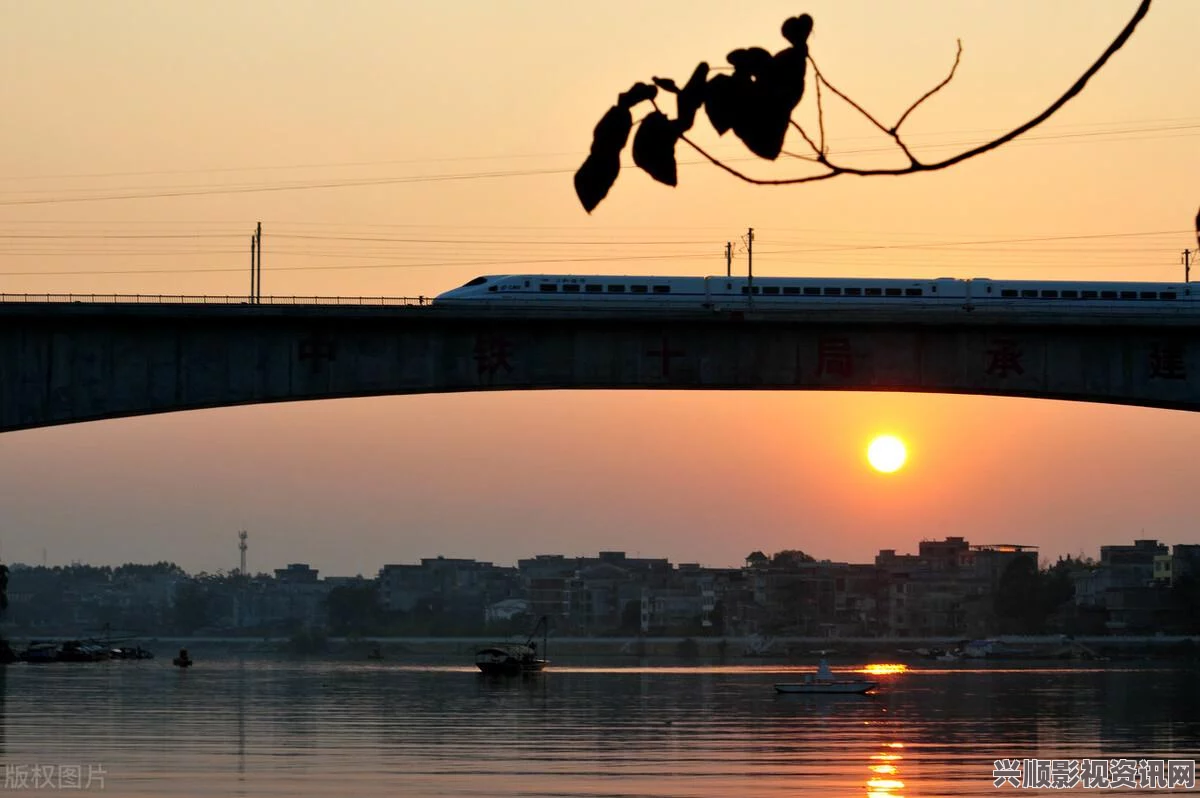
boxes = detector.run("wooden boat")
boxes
[774,659,879,695]
[475,616,549,676]
[474,644,546,675]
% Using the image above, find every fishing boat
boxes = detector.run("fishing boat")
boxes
[475,616,548,676]
[774,659,879,695]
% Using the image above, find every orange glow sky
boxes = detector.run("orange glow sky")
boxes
[0,1,1197,576]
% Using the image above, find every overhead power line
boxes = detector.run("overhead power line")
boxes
[0,119,1195,206]
[2,116,1196,184]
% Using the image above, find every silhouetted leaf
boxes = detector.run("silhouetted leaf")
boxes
[715,52,784,159]
[677,62,709,130]
[652,76,680,93]
[574,104,634,213]
[703,74,738,134]
[774,14,812,108]
[781,14,813,47]
[574,152,621,213]
[704,25,812,160]
[590,105,633,155]
[618,82,658,109]
[726,46,773,74]
[733,103,786,160]
[632,111,679,186]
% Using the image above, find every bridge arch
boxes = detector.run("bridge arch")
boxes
[1,302,1197,433]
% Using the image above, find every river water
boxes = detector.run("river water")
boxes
[2,658,1197,796]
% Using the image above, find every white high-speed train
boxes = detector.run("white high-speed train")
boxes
[433,274,1196,308]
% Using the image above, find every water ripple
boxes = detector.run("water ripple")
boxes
[1,660,1197,796]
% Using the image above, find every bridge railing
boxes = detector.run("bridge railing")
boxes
[0,294,433,306]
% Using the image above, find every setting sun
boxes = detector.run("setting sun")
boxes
[867,436,908,473]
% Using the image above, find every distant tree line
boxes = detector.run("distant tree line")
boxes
[993,555,1079,634]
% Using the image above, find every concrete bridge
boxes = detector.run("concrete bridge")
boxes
[1,296,1198,433]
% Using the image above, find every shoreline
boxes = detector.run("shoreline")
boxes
[14,633,1193,662]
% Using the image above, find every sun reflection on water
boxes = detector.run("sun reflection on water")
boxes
[861,663,909,676]
[866,778,905,797]
[867,743,906,797]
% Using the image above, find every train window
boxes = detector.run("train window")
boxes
[1021,289,1037,298]
[1120,291,1137,300]
[1061,290,1078,299]
[844,287,862,296]
[1082,290,1098,299]
[740,286,761,294]
[1041,290,1058,298]
[783,287,800,295]
[562,284,580,293]
[653,285,671,294]
[607,285,625,293]
[488,286,498,292]
[885,288,902,296]
[1100,291,1117,299]
[463,276,488,287]
[630,285,648,294]
[539,284,558,292]
[586,284,602,293]
[524,281,530,287]
[1162,291,1177,300]
[1001,289,1018,298]
[1139,291,1156,299]
[823,287,841,296]
[804,287,820,296]
[905,288,923,296]
[865,288,882,296]
[762,286,780,295]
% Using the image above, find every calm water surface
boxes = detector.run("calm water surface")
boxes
[3,657,1198,796]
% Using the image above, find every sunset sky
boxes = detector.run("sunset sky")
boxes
[1,1,1197,577]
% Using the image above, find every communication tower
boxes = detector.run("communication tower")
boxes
[238,530,248,575]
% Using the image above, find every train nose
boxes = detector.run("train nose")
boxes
[434,275,492,302]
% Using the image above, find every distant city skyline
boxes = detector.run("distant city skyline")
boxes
[5,529,1172,579]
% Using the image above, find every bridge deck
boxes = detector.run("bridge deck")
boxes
[3,296,1199,431]
[2,298,1200,328]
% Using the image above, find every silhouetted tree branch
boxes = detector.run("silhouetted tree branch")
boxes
[575,1,1152,212]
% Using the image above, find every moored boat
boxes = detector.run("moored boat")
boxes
[774,659,879,695]
[475,616,549,676]
[474,644,546,676]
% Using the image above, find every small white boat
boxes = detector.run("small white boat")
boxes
[774,659,879,695]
